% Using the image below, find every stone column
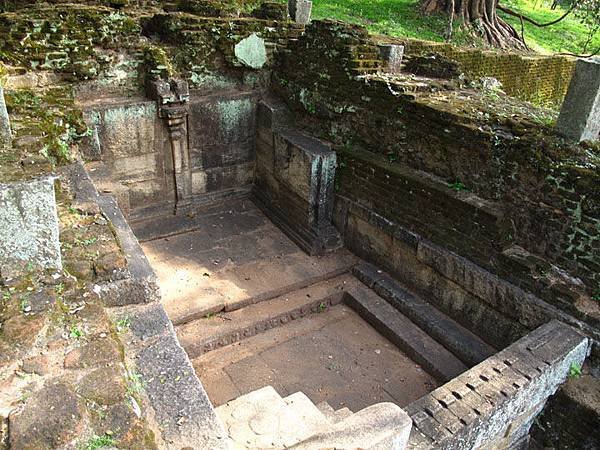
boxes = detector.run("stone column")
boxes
[147,78,192,213]
[556,57,600,142]
[378,44,404,74]
[160,104,192,209]
[288,0,312,25]
[0,83,11,148]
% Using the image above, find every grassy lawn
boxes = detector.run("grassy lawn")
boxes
[308,0,600,54]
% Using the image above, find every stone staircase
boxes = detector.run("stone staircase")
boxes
[215,385,411,450]
[215,386,333,449]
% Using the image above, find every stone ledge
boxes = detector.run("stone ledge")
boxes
[61,162,160,307]
[405,320,590,450]
[108,296,229,449]
[353,261,496,367]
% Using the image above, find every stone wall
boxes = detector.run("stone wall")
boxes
[82,90,259,218]
[396,38,576,108]
[274,20,600,304]
[405,320,590,449]
[254,98,340,254]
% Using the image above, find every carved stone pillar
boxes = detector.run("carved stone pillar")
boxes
[147,78,191,213]
[160,104,191,208]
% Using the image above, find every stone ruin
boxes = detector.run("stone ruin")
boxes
[0,1,598,449]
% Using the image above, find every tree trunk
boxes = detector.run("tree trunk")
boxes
[421,0,527,49]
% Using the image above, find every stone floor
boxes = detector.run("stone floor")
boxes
[137,199,356,322]
[193,303,437,410]
[136,199,437,413]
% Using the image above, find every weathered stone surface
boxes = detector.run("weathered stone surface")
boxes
[127,302,171,341]
[27,289,56,313]
[0,176,61,277]
[9,382,84,449]
[254,102,340,254]
[135,333,228,449]
[21,355,50,376]
[288,0,312,24]
[556,56,600,142]
[92,402,157,448]
[2,314,45,349]
[234,33,267,69]
[291,402,412,450]
[63,338,121,369]
[353,261,496,367]
[405,320,590,450]
[345,282,468,381]
[77,366,127,405]
[0,84,11,148]
[379,44,404,73]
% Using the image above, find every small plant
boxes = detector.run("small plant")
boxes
[204,312,215,319]
[55,282,65,296]
[568,362,582,379]
[2,291,11,302]
[116,317,131,333]
[318,302,327,313]
[20,296,31,313]
[69,325,84,339]
[387,152,398,163]
[83,434,117,450]
[448,180,468,192]
[75,237,98,247]
[592,290,600,303]
[127,372,144,395]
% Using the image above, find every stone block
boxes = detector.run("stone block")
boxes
[0,176,61,277]
[235,33,267,69]
[9,383,84,449]
[405,320,590,450]
[379,44,404,73]
[0,84,11,148]
[556,57,600,142]
[291,403,412,450]
[288,0,312,25]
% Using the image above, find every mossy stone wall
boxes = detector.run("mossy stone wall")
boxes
[401,39,576,108]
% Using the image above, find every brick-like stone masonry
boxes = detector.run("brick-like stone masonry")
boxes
[405,320,589,449]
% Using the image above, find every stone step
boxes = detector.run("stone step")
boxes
[353,262,496,367]
[334,407,353,423]
[316,401,354,424]
[217,248,357,311]
[344,283,468,382]
[315,401,336,422]
[177,274,356,359]
[216,386,330,449]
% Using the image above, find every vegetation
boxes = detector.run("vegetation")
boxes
[310,0,600,54]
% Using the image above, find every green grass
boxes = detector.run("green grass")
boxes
[311,0,447,41]
[307,0,599,54]
[499,0,600,54]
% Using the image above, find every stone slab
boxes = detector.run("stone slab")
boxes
[0,176,61,277]
[556,56,600,142]
[354,261,496,367]
[345,283,468,382]
[379,44,404,73]
[288,0,312,24]
[136,333,229,449]
[405,320,590,450]
[177,274,353,358]
[193,303,438,411]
